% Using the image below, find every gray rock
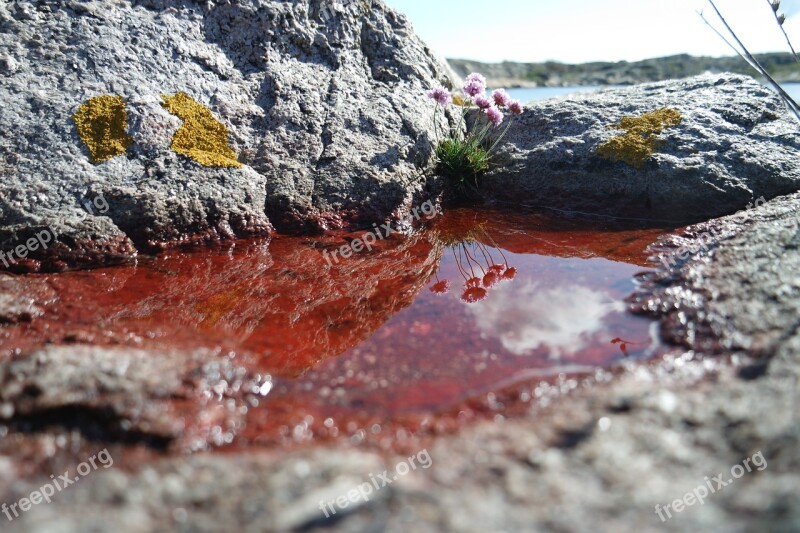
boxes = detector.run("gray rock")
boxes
[630,190,800,357]
[479,74,800,224]
[5,449,391,532]
[0,344,268,450]
[0,274,50,323]
[6,352,799,532]
[0,0,453,271]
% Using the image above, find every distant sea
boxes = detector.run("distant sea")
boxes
[506,83,800,104]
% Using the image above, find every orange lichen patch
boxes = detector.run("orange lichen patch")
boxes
[72,95,133,163]
[161,92,241,168]
[597,108,682,168]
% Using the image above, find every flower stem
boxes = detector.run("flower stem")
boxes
[487,117,515,154]
[433,104,440,143]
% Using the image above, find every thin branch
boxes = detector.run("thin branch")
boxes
[766,0,800,66]
[704,0,800,121]
[698,10,761,72]
[700,7,799,117]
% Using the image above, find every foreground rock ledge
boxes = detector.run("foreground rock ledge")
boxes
[3,195,800,531]
[630,190,800,357]
[0,0,453,271]
[481,74,800,224]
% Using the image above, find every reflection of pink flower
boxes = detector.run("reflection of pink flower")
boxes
[508,100,524,115]
[485,107,504,126]
[430,280,450,294]
[466,277,482,288]
[483,271,498,288]
[492,89,512,107]
[427,85,452,106]
[474,96,492,110]
[488,264,505,274]
[501,266,517,280]
[462,286,488,303]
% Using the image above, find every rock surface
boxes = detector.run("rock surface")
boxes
[3,193,800,532]
[0,344,268,451]
[631,190,800,357]
[0,0,453,271]
[480,74,800,224]
[6,346,799,532]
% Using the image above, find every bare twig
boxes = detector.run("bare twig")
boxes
[698,10,761,72]
[766,0,800,66]
[704,0,800,121]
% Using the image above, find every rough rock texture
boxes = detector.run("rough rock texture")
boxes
[5,351,799,532]
[0,345,269,451]
[0,274,51,323]
[4,194,800,532]
[631,190,800,357]
[480,74,800,224]
[0,0,453,271]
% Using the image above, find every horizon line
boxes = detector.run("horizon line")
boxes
[446,51,796,66]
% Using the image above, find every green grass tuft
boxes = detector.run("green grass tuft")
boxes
[435,137,490,194]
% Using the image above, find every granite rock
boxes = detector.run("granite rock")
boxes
[0,0,454,271]
[480,74,800,224]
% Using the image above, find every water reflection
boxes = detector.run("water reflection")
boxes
[0,207,668,447]
[468,281,624,358]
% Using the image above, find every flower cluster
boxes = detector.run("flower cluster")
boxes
[426,73,525,192]
[426,85,452,106]
[451,73,524,127]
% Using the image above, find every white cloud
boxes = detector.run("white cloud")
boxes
[467,281,624,358]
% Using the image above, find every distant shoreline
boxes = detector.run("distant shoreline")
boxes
[448,53,799,88]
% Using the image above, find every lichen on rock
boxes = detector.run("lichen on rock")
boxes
[161,92,241,168]
[596,108,682,168]
[72,95,133,163]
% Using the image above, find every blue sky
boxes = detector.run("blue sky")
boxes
[383,0,800,63]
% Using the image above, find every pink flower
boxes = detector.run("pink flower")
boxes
[492,89,512,108]
[474,95,492,110]
[465,72,486,85]
[427,85,452,106]
[485,106,504,126]
[508,100,524,115]
[463,73,486,98]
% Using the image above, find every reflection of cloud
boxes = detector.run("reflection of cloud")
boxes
[467,281,623,358]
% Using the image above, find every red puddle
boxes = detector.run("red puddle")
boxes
[0,208,671,449]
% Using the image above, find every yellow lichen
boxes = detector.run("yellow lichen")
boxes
[596,108,682,168]
[73,95,133,163]
[161,92,241,168]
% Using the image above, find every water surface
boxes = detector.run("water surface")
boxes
[507,82,800,103]
[0,208,670,448]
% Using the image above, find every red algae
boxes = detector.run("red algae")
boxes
[0,208,673,451]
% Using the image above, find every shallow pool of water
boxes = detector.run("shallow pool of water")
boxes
[1,208,672,448]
